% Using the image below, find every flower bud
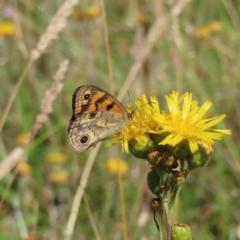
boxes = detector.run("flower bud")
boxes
[167,171,185,190]
[147,167,161,196]
[186,141,213,170]
[150,133,169,153]
[151,198,161,207]
[168,141,190,160]
[171,223,192,240]
[128,134,154,159]
[147,149,174,167]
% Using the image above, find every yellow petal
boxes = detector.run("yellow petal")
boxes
[105,159,129,177]
[46,152,67,164]
[17,162,32,175]
[0,22,15,36]
[49,171,69,184]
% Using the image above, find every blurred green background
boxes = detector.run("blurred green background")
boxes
[0,0,239,239]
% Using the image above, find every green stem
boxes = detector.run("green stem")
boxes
[157,208,163,240]
[165,183,183,240]
[169,184,182,220]
[152,199,164,240]
[156,169,170,239]
[163,197,171,240]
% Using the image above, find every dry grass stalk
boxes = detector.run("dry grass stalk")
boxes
[0,147,25,181]
[171,0,192,18]
[64,144,102,240]
[83,193,101,240]
[0,0,77,133]
[99,0,113,95]
[30,0,78,61]
[117,0,191,101]
[30,59,69,141]
[13,10,29,59]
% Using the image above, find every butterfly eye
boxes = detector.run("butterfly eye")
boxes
[84,93,91,100]
[80,135,89,144]
[89,112,97,119]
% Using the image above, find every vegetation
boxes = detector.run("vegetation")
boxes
[0,0,239,239]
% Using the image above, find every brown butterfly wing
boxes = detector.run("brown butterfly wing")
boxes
[67,85,129,152]
[67,111,127,152]
[72,85,127,118]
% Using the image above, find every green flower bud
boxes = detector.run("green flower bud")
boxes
[186,141,213,170]
[151,198,161,208]
[151,198,161,232]
[167,141,191,160]
[167,171,185,190]
[171,223,192,240]
[147,149,175,167]
[147,167,161,196]
[150,133,169,153]
[128,134,154,159]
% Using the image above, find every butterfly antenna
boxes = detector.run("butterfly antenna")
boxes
[127,90,131,102]
[130,101,156,118]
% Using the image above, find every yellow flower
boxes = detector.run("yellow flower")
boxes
[84,6,100,18]
[194,21,222,39]
[73,9,86,20]
[112,92,231,153]
[73,6,100,20]
[15,133,30,146]
[17,162,32,175]
[137,12,149,24]
[194,26,211,38]
[207,21,222,33]
[157,92,231,152]
[0,22,15,36]
[105,159,129,177]
[48,170,69,184]
[46,152,67,164]
[116,95,161,152]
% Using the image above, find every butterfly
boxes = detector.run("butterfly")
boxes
[67,85,130,152]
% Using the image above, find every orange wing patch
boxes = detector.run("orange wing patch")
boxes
[72,85,126,116]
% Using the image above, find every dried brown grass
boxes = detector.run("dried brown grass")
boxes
[30,60,69,141]
[0,0,78,132]
[0,60,69,211]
